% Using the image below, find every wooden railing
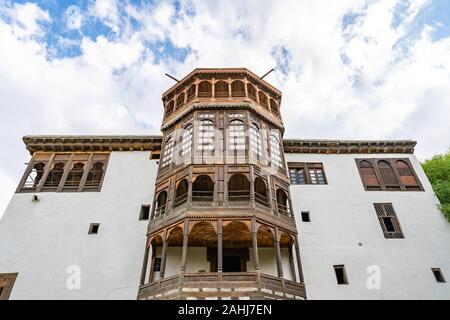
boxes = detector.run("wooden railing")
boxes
[138,272,306,300]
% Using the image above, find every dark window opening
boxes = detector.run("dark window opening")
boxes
[301,211,310,222]
[154,258,162,272]
[140,205,150,220]
[150,152,160,160]
[223,256,242,272]
[88,223,100,234]
[382,217,395,232]
[334,265,348,285]
[432,268,446,283]
[288,163,327,185]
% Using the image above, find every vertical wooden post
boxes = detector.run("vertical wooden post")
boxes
[294,235,304,283]
[217,219,223,273]
[140,240,150,285]
[36,153,55,192]
[275,227,284,278]
[181,220,189,273]
[148,243,156,283]
[159,239,169,279]
[250,167,256,209]
[252,219,260,271]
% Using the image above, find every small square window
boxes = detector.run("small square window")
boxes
[301,211,310,222]
[154,257,162,272]
[333,265,348,285]
[140,205,150,221]
[432,268,446,283]
[150,152,160,160]
[88,223,100,234]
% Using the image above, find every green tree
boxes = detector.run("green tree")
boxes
[422,150,450,222]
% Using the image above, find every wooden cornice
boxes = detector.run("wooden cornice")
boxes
[23,135,163,155]
[23,135,416,155]
[283,139,416,154]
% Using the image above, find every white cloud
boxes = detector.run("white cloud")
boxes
[65,4,83,30]
[1,0,450,215]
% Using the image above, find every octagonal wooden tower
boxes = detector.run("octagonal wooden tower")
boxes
[138,68,306,300]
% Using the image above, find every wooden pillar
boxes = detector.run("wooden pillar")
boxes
[159,239,169,279]
[181,220,189,273]
[36,153,55,192]
[217,219,223,273]
[140,240,150,285]
[249,167,256,209]
[288,245,297,282]
[252,219,260,271]
[294,235,305,283]
[148,243,156,283]
[57,153,74,192]
[266,175,275,214]
[275,227,284,278]
[187,168,193,208]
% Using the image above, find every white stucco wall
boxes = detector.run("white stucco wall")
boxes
[286,153,450,299]
[0,151,157,299]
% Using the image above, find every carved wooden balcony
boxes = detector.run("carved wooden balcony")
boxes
[137,272,306,300]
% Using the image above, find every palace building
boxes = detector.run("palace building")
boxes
[0,68,449,300]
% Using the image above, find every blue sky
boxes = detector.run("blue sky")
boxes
[1,0,450,216]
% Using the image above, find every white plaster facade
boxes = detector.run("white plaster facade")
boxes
[287,153,450,299]
[1,149,449,299]
[0,151,157,299]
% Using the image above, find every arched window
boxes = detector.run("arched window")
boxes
[359,160,381,190]
[269,133,282,168]
[64,162,85,188]
[192,175,214,204]
[176,93,185,108]
[276,189,290,216]
[187,84,196,101]
[377,160,400,190]
[197,120,215,153]
[247,83,257,101]
[154,191,168,217]
[198,81,212,98]
[24,162,45,189]
[85,162,104,189]
[44,162,65,188]
[228,120,246,151]
[214,81,229,98]
[249,123,263,159]
[162,135,174,167]
[270,99,279,116]
[174,179,188,208]
[396,160,420,190]
[258,91,268,109]
[180,124,193,157]
[231,80,245,97]
[254,177,268,206]
[165,100,174,117]
[228,174,250,204]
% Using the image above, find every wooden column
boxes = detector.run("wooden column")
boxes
[36,153,55,192]
[159,239,169,279]
[251,219,260,271]
[187,168,193,208]
[57,153,74,192]
[217,219,223,273]
[181,220,189,273]
[249,167,256,209]
[266,174,275,214]
[140,240,150,285]
[78,153,93,192]
[294,235,304,283]
[275,227,284,278]
[148,243,156,283]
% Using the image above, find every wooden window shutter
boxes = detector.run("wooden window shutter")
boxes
[377,160,400,189]
[359,160,381,190]
[373,203,404,239]
[396,160,419,187]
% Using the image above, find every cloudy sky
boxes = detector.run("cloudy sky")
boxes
[1,0,450,216]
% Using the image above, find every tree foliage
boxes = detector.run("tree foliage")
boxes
[422,151,450,221]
